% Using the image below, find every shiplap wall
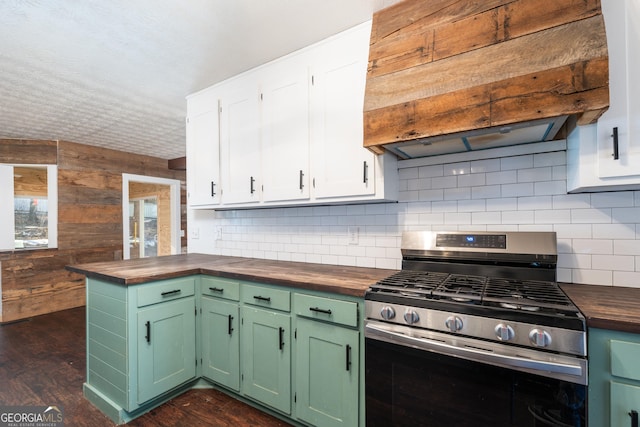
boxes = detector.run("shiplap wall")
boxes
[189,143,640,288]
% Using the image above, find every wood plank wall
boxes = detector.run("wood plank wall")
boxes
[0,139,187,323]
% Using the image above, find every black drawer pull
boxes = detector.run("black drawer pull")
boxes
[145,321,151,343]
[250,176,256,194]
[161,289,181,297]
[612,127,619,160]
[299,170,304,190]
[346,344,352,371]
[209,287,224,293]
[630,410,638,427]
[253,295,271,302]
[279,327,285,350]
[211,181,217,197]
[228,315,234,335]
[363,161,368,184]
[309,307,332,315]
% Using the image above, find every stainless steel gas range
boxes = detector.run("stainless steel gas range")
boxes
[364,231,587,427]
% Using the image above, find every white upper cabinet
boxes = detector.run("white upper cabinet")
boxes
[186,88,221,207]
[567,0,640,192]
[261,56,311,203]
[310,21,377,200]
[219,73,262,205]
[186,20,397,209]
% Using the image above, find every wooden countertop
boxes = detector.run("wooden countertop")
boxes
[67,255,640,331]
[561,283,640,334]
[66,253,397,298]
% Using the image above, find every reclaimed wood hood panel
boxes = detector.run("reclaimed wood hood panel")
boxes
[363,0,610,155]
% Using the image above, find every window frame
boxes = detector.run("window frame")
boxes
[0,164,57,251]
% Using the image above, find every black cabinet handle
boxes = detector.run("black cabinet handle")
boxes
[161,289,181,297]
[211,181,217,197]
[228,315,234,335]
[346,344,352,371]
[309,307,332,315]
[209,287,224,293]
[363,161,369,184]
[630,410,638,427]
[299,170,304,190]
[612,127,619,160]
[253,295,271,302]
[278,327,284,350]
[250,176,256,194]
[145,321,151,343]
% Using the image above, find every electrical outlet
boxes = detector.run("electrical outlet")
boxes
[190,227,200,240]
[348,226,359,245]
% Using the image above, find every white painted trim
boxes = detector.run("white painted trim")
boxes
[47,165,58,248]
[0,165,14,251]
[122,174,181,260]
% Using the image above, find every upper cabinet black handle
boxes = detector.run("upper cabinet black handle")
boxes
[250,176,256,194]
[363,161,369,184]
[228,314,234,335]
[299,170,304,190]
[161,289,181,296]
[253,295,271,302]
[612,127,619,160]
[309,307,332,315]
[346,344,352,371]
[145,321,151,343]
[630,410,638,427]
[278,327,285,350]
[211,181,216,197]
[209,287,224,293]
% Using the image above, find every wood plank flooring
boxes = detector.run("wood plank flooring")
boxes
[0,307,292,426]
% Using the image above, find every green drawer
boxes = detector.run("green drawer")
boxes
[136,277,195,308]
[611,382,640,426]
[201,276,240,301]
[611,340,640,381]
[294,293,358,328]
[242,284,290,312]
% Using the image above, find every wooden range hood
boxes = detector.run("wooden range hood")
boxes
[363,0,610,157]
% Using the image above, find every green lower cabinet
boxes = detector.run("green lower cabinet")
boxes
[589,328,640,426]
[137,296,197,404]
[241,306,291,414]
[201,297,240,391]
[295,317,359,427]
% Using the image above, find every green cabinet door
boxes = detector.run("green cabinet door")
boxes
[611,382,640,426]
[137,297,196,404]
[295,317,359,427]
[241,306,291,414]
[201,296,240,391]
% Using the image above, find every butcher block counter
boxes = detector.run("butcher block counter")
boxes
[561,283,640,334]
[66,252,397,298]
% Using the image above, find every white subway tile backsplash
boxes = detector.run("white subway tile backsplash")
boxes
[191,148,640,289]
[501,155,533,171]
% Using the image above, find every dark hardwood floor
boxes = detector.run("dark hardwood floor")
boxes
[0,307,292,426]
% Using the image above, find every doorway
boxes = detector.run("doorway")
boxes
[122,174,181,260]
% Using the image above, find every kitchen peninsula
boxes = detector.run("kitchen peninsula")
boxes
[67,253,395,426]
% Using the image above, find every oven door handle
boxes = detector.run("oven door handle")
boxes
[365,323,587,385]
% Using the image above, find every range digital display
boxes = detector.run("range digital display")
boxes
[436,233,506,249]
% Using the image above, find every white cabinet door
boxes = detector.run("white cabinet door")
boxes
[596,0,640,179]
[310,21,377,199]
[261,57,311,203]
[220,74,262,205]
[186,106,221,207]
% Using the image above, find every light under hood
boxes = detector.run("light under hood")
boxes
[386,116,567,159]
[363,0,610,158]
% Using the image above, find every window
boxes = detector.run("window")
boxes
[0,165,57,251]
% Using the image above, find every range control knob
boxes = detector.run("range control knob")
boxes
[494,323,515,341]
[445,315,463,332]
[380,306,396,320]
[529,329,552,348]
[403,310,420,325]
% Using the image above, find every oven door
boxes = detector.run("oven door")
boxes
[365,322,587,427]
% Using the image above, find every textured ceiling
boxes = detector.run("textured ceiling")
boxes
[0,0,400,160]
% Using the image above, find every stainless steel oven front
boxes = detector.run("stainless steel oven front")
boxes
[364,231,587,427]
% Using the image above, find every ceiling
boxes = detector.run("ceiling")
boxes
[0,0,400,160]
